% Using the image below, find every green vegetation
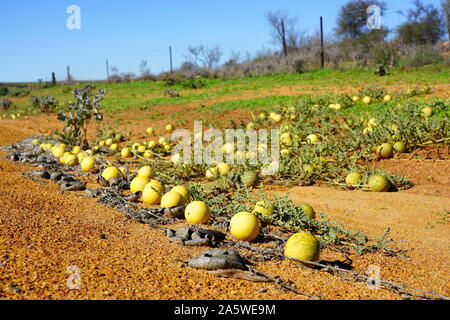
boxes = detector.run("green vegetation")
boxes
[4,65,450,115]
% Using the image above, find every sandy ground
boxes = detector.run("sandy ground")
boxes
[0,112,449,300]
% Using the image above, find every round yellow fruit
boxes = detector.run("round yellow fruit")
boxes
[345,172,362,186]
[148,141,157,149]
[280,132,292,146]
[144,151,153,159]
[393,141,407,153]
[185,201,211,224]
[32,139,39,145]
[252,201,274,217]
[284,232,320,262]
[60,152,71,164]
[142,184,162,205]
[306,134,319,144]
[160,191,183,208]
[99,140,106,147]
[376,143,394,159]
[299,203,316,219]
[146,127,155,135]
[72,146,81,154]
[64,155,78,166]
[80,156,95,172]
[165,124,174,133]
[217,163,230,176]
[272,114,282,123]
[383,95,392,102]
[132,143,141,150]
[303,164,315,176]
[420,107,432,118]
[280,148,290,157]
[352,96,360,102]
[163,144,172,153]
[115,133,123,141]
[147,179,165,194]
[130,176,149,193]
[368,175,390,192]
[138,166,155,179]
[171,185,190,201]
[102,167,121,181]
[52,147,65,158]
[362,96,372,104]
[110,143,119,152]
[77,152,86,162]
[105,138,114,146]
[230,212,260,241]
[137,145,147,153]
[121,147,133,158]
[206,167,219,180]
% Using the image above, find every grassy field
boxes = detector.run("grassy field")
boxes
[4,64,450,116]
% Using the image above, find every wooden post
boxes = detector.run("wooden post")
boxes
[67,66,71,82]
[51,72,56,86]
[106,59,110,80]
[281,20,288,57]
[169,47,173,74]
[320,16,325,69]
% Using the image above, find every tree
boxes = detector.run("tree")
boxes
[397,0,445,45]
[442,0,450,39]
[185,45,223,69]
[336,0,387,39]
[223,51,242,67]
[139,60,151,76]
[265,10,302,56]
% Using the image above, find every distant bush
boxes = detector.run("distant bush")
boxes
[0,98,12,111]
[164,73,207,89]
[0,86,9,96]
[398,46,443,67]
[370,41,399,66]
[31,95,59,113]
[8,89,31,97]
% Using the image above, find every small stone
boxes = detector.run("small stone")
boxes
[175,226,192,239]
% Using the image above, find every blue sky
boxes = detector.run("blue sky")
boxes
[0,0,445,82]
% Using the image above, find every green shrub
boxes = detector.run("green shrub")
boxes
[31,95,59,113]
[57,85,105,147]
[0,97,12,111]
[0,86,9,96]
[398,46,443,67]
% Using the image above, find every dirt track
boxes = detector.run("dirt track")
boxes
[0,115,449,300]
